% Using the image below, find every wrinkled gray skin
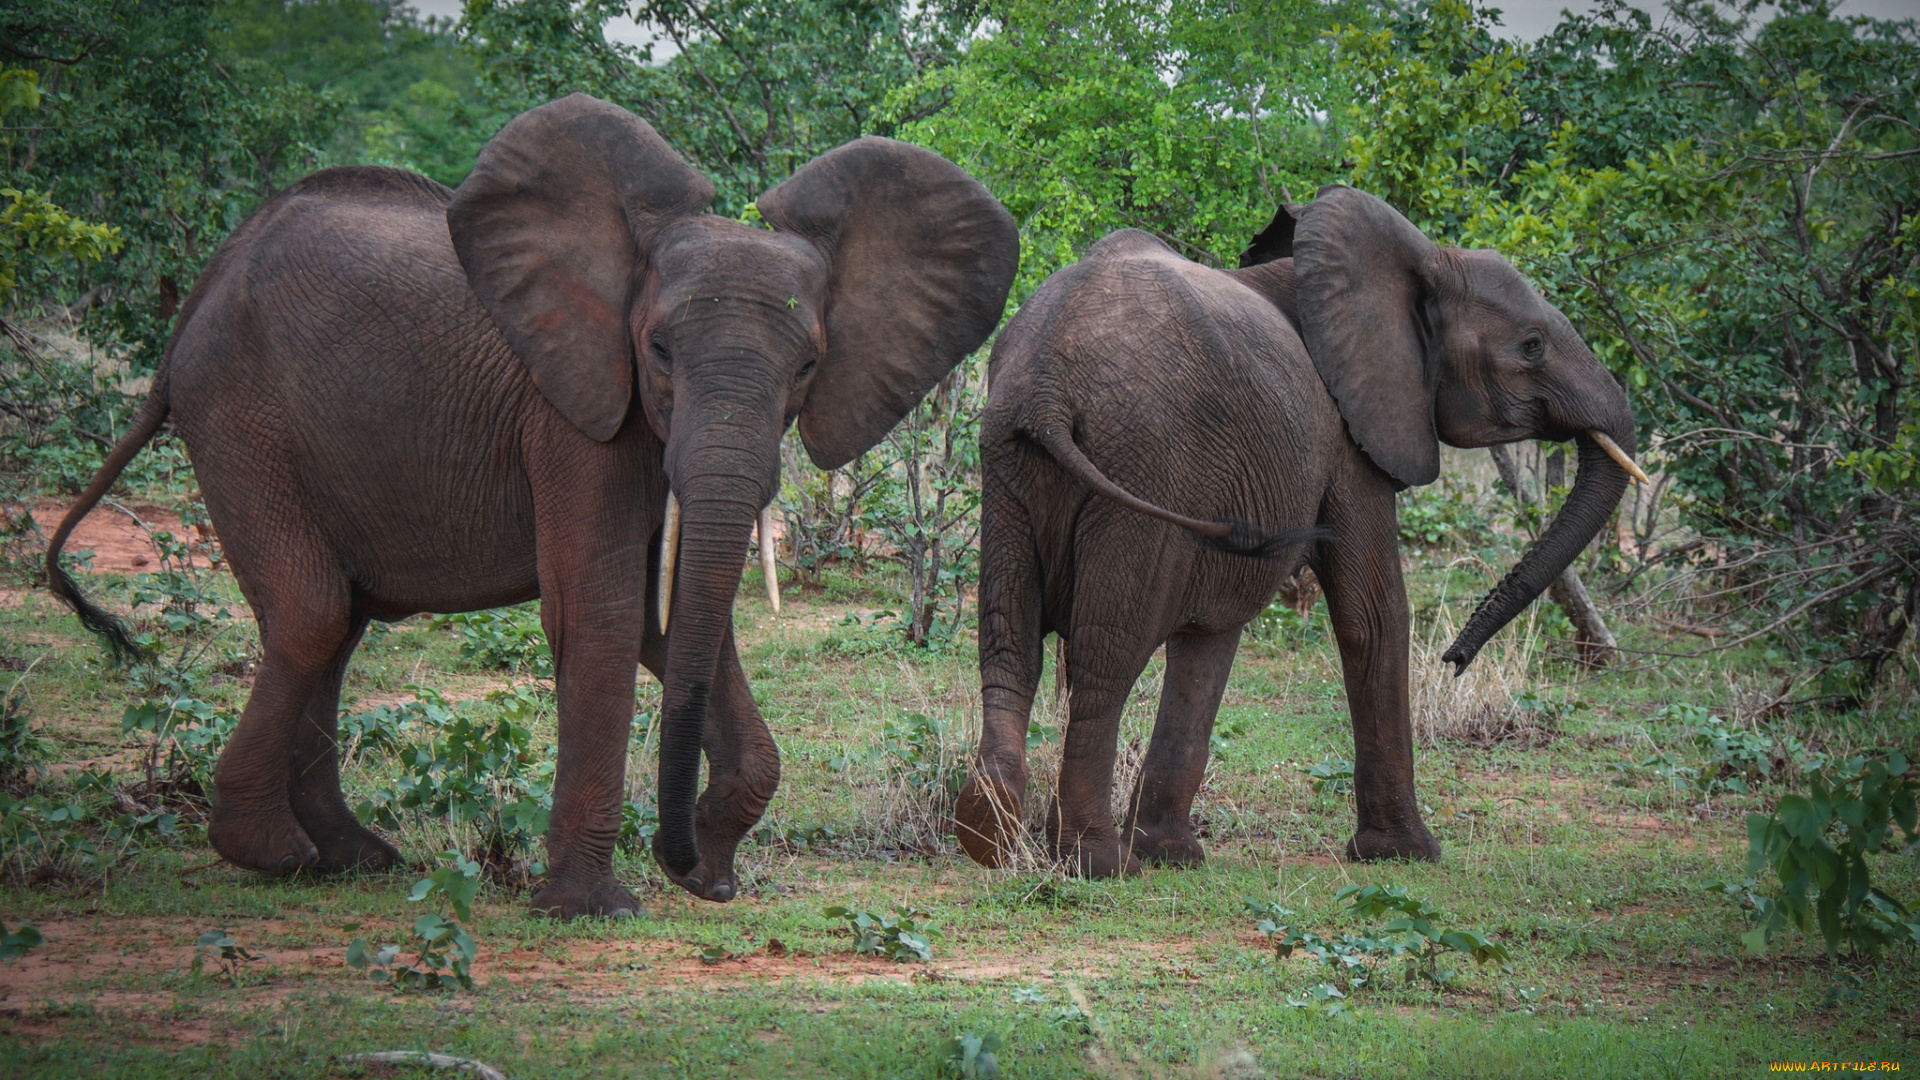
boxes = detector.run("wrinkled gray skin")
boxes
[46,94,1018,917]
[954,186,1638,876]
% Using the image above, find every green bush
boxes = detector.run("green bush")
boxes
[1727,754,1919,961]
[429,605,551,678]
[355,686,555,874]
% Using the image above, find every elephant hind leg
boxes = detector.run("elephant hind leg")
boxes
[287,614,403,873]
[957,486,1045,867]
[1123,627,1242,867]
[1046,624,1161,879]
[208,566,356,875]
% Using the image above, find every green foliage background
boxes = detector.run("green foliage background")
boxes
[0,0,1914,695]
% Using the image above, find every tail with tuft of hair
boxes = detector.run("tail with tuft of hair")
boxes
[44,368,172,661]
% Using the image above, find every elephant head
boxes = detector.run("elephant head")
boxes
[1285,184,1643,674]
[445,94,1018,885]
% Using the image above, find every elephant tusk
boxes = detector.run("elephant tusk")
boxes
[1589,431,1651,487]
[657,491,680,632]
[758,505,781,614]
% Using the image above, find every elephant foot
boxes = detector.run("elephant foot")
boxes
[290,793,402,873]
[208,802,319,874]
[530,878,645,919]
[955,768,1026,868]
[309,821,402,873]
[1127,821,1206,867]
[658,850,739,903]
[1346,824,1441,862]
[1049,819,1141,879]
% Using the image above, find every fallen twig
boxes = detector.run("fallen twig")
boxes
[341,1051,508,1080]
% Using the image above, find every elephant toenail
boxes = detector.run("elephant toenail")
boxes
[609,906,639,920]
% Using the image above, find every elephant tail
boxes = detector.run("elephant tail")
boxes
[1030,423,1333,559]
[44,366,172,660]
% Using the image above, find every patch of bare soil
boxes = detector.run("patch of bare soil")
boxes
[29,500,219,574]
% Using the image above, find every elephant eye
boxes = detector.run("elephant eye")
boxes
[794,356,818,383]
[1521,335,1545,363]
[649,336,673,368]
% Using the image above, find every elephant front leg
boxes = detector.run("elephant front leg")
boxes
[532,635,645,919]
[1316,473,1440,862]
[1123,628,1241,866]
[681,627,779,902]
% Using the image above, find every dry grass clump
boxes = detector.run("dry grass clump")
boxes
[1409,606,1560,748]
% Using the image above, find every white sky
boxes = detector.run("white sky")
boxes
[408,0,1917,54]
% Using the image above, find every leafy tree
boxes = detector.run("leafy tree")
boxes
[464,0,959,213]
[894,0,1354,300]
[1342,0,1919,692]
[217,0,496,186]
[3,0,346,367]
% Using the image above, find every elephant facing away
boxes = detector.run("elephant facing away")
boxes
[46,94,1019,917]
[955,185,1644,875]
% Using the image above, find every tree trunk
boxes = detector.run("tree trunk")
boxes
[1487,443,1617,668]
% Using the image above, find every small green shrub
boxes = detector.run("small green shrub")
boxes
[1397,475,1491,548]
[348,852,482,991]
[823,904,939,962]
[881,712,969,799]
[1302,758,1354,796]
[1249,886,1510,993]
[1725,753,1918,960]
[430,605,551,678]
[935,1031,1003,1079]
[336,697,432,761]
[0,918,42,960]
[0,674,49,783]
[190,929,261,982]
[356,687,554,876]
[0,789,181,880]
[121,695,236,792]
[618,796,660,845]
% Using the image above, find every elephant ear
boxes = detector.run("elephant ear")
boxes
[1294,184,1444,489]
[1238,202,1302,267]
[758,137,1019,470]
[447,94,715,441]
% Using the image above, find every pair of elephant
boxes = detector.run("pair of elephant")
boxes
[46,94,1642,917]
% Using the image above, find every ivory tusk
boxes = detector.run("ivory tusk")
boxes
[657,491,680,632]
[758,505,781,614]
[1589,431,1652,487]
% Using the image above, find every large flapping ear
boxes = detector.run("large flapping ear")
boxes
[447,94,715,441]
[1238,202,1302,267]
[757,137,1019,470]
[1294,184,1444,489]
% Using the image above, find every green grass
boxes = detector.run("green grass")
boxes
[1,542,1916,1078]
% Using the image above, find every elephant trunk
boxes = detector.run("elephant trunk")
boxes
[1441,425,1634,674]
[651,481,759,878]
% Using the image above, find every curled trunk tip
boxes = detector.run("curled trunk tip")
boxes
[1441,433,1630,673]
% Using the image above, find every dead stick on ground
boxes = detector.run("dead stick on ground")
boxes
[342,1052,508,1080]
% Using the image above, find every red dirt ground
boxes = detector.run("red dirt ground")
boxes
[27,500,218,574]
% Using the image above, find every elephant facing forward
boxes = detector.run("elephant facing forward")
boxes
[955,185,1644,875]
[47,94,1018,916]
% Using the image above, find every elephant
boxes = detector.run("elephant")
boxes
[953,184,1646,876]
[45,93,1019,917]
